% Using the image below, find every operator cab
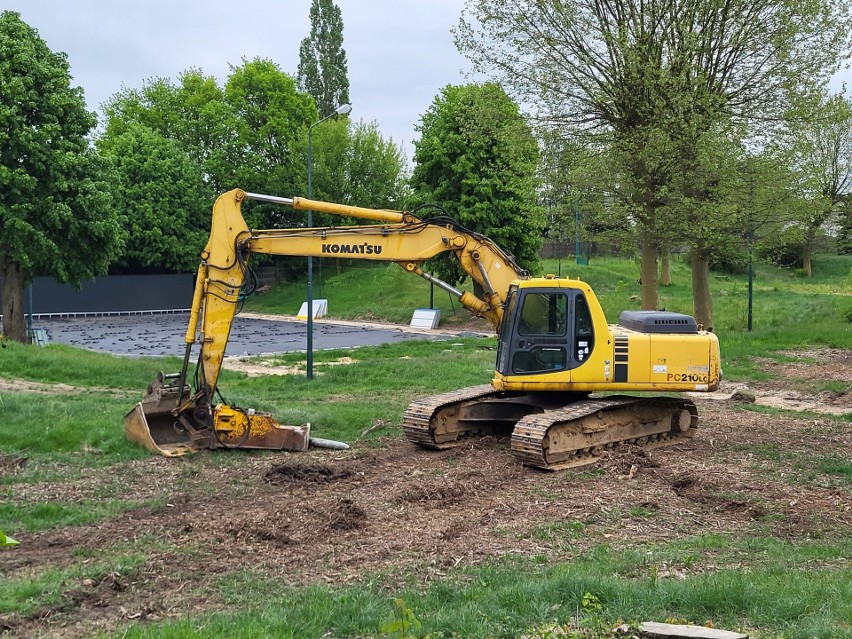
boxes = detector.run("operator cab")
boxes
[496,284,595,377]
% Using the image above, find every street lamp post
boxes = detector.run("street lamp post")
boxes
[306,103,352,380]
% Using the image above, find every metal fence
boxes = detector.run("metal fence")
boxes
[0,274,194,319]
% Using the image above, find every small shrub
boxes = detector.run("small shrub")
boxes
[380,598,423,638]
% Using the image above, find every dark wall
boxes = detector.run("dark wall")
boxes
[0,274,195,316]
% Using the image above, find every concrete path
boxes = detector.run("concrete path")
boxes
[32,312,483,357]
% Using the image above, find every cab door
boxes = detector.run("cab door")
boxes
[496,287,596,377]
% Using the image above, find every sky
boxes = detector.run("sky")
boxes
[6,1,851,167]
[5,0,472,163]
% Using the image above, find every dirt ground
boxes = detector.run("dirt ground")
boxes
[1,349,850,638]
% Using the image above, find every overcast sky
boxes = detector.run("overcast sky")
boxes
[5,0,471,164]
[6,1,851,172]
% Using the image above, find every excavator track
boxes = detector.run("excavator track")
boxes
[403,386,698,470]
[402,384,510,448]
[511,396,698,470]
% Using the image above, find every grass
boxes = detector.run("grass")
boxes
[0,341,179,389]
[12,546,836,639]
[1,253,850,638]
[0,497,156,533]
[106,535,852,638]
[796,455,852,487]
[243,261,476,326]
[0,391,150,456]
[0,554,146,617]
[216,338,496,441]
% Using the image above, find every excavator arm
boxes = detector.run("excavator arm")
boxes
[125,189,528,456]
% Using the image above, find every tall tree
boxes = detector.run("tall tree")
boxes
[411,82,544,285]
[663,126,749,330]
[779,92,852,276]
[225,57,318,228]
[298,0,351,116]
[100,59,317,234]
[455,0,852,312]
[0,11,122,342]
[101,69,240,193]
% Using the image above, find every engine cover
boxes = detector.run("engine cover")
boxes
[618,310,698,334]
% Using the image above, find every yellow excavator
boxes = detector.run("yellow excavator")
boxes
[125,189,722,470]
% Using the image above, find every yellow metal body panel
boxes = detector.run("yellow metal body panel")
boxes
[491,278,721,393]
[291,196,407,223]
[189,191,252,392]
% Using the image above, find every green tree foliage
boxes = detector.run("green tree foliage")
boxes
[97,123,213,273]
[101,69,239,193]
[411,82,543,285]
[99,58,407,279]
[776,92,852,275]
[311,119,408,210]
[298,0,351,117]
[295,116,408,280]
[346,121,408,209]
[0,11,122,342]
[663,128,750,329]
[456,0,852,314]
[99,59,318,238]
[539,133,637,257]
[224,58,317,222]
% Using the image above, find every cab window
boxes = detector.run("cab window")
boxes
[512,292,569,374]
[574,293,594,363]
[518,293,567,336]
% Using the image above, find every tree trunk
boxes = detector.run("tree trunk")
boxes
[802,226,816,277]
[659,247,672,287]
[640,231,659,310]
[0,255,28,343]
[690,246,714,332]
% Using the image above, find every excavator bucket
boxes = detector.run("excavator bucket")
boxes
[125,372,312,456]
[124,403,200,457]
[124,372,200,457]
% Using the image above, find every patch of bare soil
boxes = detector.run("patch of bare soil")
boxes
[264,462,353,485]
[0,378,130,397]
[223,356,356,377]
[0,451,28,480]
[1,351,850,638]
[689,347,852,415]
